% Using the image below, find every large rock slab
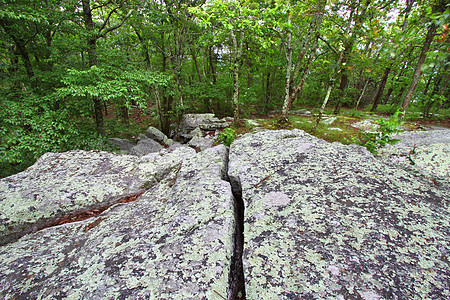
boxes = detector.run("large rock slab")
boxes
[229,129,449,299]
[0,147,195,246]
[379,129,450,185]
[0,145,235,299]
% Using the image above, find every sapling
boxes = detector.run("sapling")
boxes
[359,109,403,154]
[217,128,237,147]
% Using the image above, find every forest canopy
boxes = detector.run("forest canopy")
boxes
[1,0,449,177]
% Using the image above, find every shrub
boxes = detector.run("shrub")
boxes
[359,109,403,154]
[217,128,237,147]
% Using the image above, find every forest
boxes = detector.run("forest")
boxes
[0,0,449,178]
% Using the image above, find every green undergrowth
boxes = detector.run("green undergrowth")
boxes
[244,113,362,145]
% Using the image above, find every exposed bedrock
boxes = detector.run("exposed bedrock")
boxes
[0,129,448,299]
[228,129,449,299]
[378,129,450,186]
[0,145,236,299]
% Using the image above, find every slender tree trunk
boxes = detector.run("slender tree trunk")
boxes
[209,46,217,84]
[264,67,277,114]
[314,50,344,131]
[401,23,437,115]
[231,30,244,125]
[281,12,293,122]
[423,64,439,96]
[192,50,202,83]
[355,79,369,108]
[382,88,393,105]
[371,67,391,111]
[281,0,325,122]
[82,0,105,136]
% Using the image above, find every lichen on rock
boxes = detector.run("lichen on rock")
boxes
[229,129,449,299]
[0,145,235,299]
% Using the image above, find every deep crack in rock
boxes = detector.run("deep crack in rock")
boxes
[223,148,246,300]
[0,190,146,247]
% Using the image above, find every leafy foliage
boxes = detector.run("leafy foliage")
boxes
[1,0,449,178]
[359,109,403,154]
[217,128,237,147]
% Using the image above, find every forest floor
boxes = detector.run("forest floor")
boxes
[115,106,449,146]
[233,108,450,146]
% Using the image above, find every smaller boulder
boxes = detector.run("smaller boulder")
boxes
[137,133,149,141]
[199,117,229,130]
[145,126,166,142]
[320,116,337,126]
[243,119,261,128]
[145,126,173,146]
[291,109,311,115]
[108,138,135,153]
[188,136,214,151]
[130,139,164,156]
[351,119,381,132]
[180,114,215,132]
[179,127,203,142]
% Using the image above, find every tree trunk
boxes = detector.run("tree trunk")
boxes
[81,0,105,136]
[209,46,217,84]
[281,12,293,122]
[355,79,369,108]
[314,50,344,131]
[192,50,202,83]
[401,22,437,115]
[371,67,391,111]
[382,88,393,105]
[0,19,35,80]
[231,30,244,125]
[280,0,325,122]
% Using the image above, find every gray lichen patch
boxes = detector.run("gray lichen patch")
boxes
[0,145,235,299]
[229,129,450,299]
[0,147,196,246]
[378,129,450,186]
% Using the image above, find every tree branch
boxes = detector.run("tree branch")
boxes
[98,5,122,34]
[318,35,338,53]
[98,9,133,39]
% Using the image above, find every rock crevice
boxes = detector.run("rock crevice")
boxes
[223,150,246,300]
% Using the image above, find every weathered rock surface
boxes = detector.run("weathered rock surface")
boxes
[177,114,232,143]
[108,137,136,153]
[188,136,215,151]
[229,129,449,299]
[379,129,450,185]
[0,147,194,246]
[320,116,337,126]
[145,126,173,146]
[199,118,229,130]
[179,113,216,133]
[351,119,381,131]
[1,129,449,299]
[129,138,164,156]
[0,145,235,299]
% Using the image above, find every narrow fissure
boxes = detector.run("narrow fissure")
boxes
[1,191,145,247]
[223,149,246,300]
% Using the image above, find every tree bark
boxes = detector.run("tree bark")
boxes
[280,0,325,122]
[281,12,293,122]
[355,79,369,108]
[81,0,105,136]
[231,30,244,125]
[401,23,437,114]
[0,19,35,80]
[371,67,391,111]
